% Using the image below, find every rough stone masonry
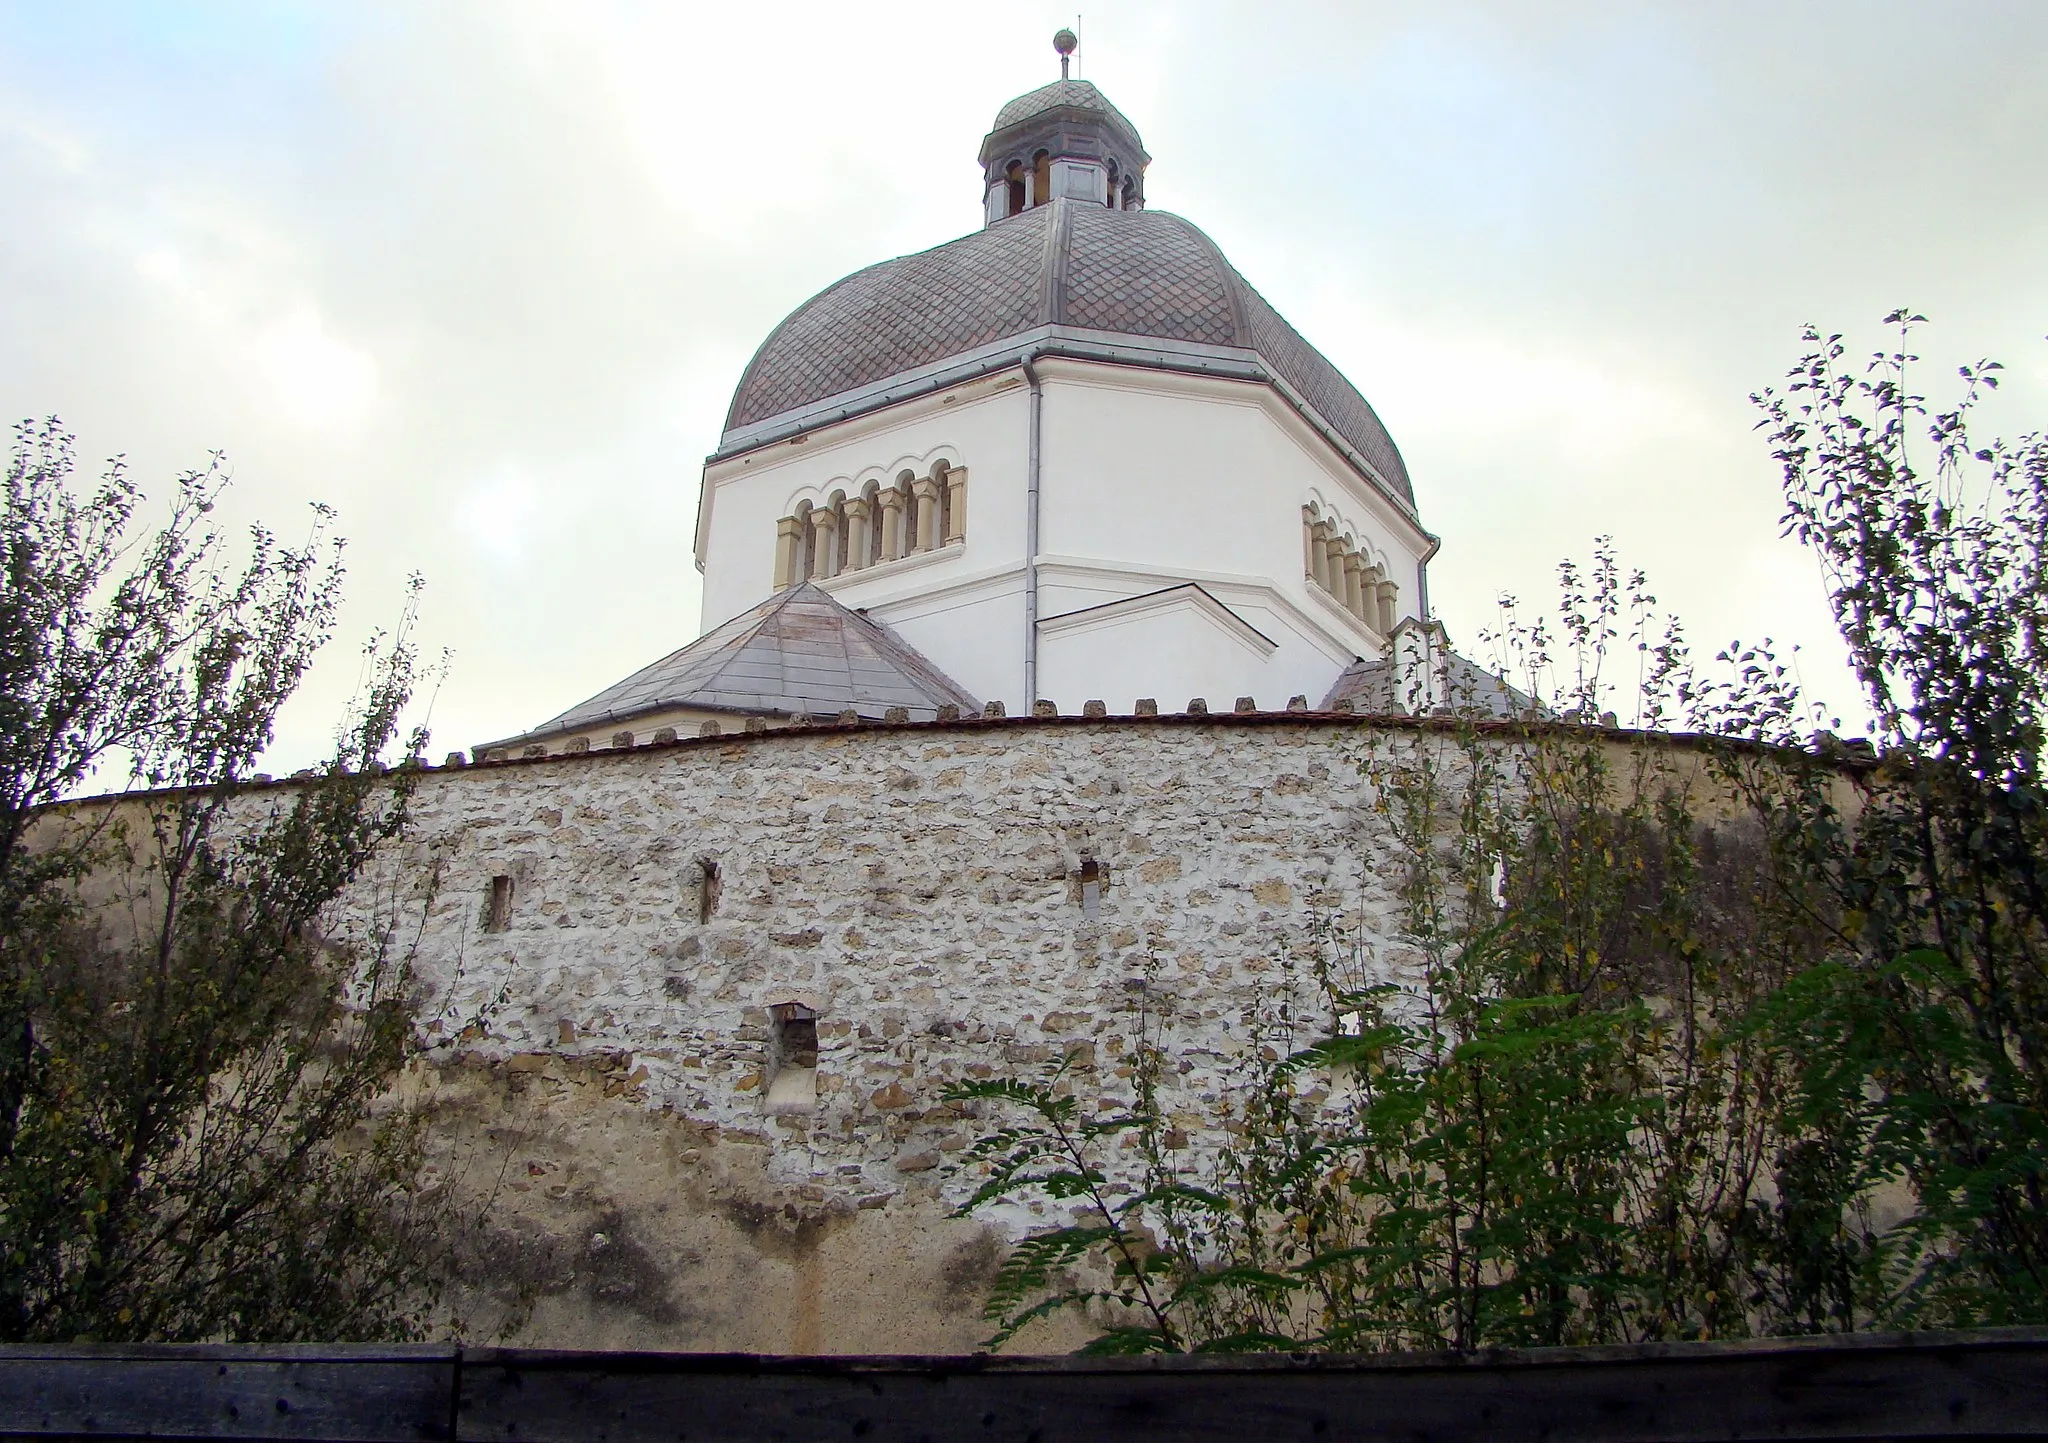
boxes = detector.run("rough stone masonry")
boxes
[325,712,1535,1351]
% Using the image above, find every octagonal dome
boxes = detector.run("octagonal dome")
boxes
[719,200,1413,508]
[987,78,1137,137]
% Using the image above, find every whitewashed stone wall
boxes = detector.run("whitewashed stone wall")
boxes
[333,716,1497,1350]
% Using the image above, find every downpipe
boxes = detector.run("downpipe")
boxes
[1021,354,1044,706]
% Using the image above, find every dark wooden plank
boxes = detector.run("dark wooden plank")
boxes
[1,1332,2044,1443]
[0,1345,457,1441]
[455,1334,2048,1443]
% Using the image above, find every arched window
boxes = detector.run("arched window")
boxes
[896,468,921,553]
[1032,150,1051,208]
[1104,160,1119,209]
[930,460,952,544]
[1006,161,1026,217]
[774,464,968,582]
[858,479,882,569]
[790,500,813,583]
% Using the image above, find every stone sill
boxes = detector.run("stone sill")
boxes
[1303,573,1386,652]
[817,539,963,595]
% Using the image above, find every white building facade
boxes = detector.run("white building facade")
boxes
[489,64,1442,756]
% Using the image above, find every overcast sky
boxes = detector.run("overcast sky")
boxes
[3,1,2043,767]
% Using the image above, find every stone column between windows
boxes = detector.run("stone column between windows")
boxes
[1308,516,1332,589]
[774,517,804,589]
[911,477,940,553]
[810,506,840,580]
[844,497,872,571]
[1362,564,1387,627]
[943,469,968,544]
[1377,580,1399,634]
[1342,552,1368,621]
[880,488,905,561]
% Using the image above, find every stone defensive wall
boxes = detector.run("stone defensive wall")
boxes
[318,708,1763,1353]
[55,711,1756,1352]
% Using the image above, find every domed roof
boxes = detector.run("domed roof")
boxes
[720,201,1414,507]
[988,78,1136,138]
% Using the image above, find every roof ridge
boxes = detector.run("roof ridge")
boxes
[1042,199,1075,327]
[1170,211,1250,344]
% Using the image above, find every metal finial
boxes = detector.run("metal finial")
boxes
[1053,28,1077,79]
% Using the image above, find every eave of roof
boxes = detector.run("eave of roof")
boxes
[707,324,1424,531]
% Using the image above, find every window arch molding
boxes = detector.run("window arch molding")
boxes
[771,448,970,589]
[1302,494,1400,635]
[777,444,965,520]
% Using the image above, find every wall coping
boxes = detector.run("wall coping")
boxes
[46,709,1875,812]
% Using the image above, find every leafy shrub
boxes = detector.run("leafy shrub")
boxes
[950,315,2048,1350]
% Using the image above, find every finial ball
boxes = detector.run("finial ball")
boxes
[1053,28,1078,57]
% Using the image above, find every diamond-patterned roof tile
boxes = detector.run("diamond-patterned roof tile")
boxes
[1060,207,1237,344]
[990,79,1133,134]
[722,202,1413,505]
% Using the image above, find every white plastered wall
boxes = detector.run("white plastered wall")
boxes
[695,377,1033,706]
[694,357,1432,716]
[1029,361,1430,712]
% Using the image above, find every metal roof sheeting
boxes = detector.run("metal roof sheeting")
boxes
[520,584,979,738]
[1321,650,1535,718]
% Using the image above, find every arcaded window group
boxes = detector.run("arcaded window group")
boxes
[1303,502,1398,634]
[774,462,966,588]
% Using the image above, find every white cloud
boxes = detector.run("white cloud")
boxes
[454,470,542,563]
[0,0,2040,769]
[247,305,379,429]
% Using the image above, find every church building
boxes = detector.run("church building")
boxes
[481,35,1456,760]
[364,40,1541,1351]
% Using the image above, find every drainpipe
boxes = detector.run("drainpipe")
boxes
[1021,355,1044,706]
[1416,532,1442,621]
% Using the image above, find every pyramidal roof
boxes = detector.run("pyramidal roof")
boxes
[498,584,979,745]
[1320,649,1534,718]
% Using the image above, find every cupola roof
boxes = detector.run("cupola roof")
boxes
[714,40,1414,514]
[983,79,1143,153]
[719,202,1414,508]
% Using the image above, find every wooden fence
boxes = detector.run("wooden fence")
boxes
[2,1329,2045,1442]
